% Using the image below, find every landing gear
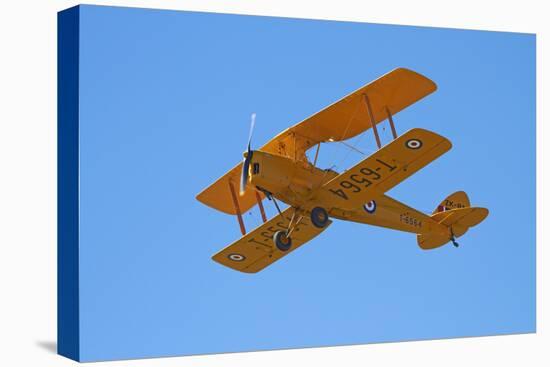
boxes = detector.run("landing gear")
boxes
[310,207,329,228]
[274,230,292,251]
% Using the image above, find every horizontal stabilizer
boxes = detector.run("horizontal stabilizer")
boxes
[418,206,488,249]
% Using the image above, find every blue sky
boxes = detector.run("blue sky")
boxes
[76,5,535,361]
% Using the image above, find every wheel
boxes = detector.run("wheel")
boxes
[310,207,329,228]
[273,230,292,251]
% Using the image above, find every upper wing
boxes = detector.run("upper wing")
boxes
[212,207,331,273]
[261,67,437,161]
[315,128,452,211]
[196,68,436,214]
[195,162,264,215]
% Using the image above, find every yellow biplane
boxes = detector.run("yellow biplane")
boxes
[196,68,489,273]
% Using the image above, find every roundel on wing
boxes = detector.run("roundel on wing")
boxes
[405,138,423,149]
[227,253,246,262]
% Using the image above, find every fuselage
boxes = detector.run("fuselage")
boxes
[245,149,451,238]
[245,150,338,210]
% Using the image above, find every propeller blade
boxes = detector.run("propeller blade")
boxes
[240,154,251,195]
[240,113,256,195]
[247,113,256,152]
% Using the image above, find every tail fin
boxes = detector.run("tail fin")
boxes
[419,191,488,250]
[432,191,470,214]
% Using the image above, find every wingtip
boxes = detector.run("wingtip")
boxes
[393,67,438,91]
[479,207,490,219]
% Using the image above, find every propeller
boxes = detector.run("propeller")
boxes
[240,113,256,195]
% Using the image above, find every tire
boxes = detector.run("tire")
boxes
[273,230,292,251]
[310,207,329,228]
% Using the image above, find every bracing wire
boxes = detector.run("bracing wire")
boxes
[327,98,380,172]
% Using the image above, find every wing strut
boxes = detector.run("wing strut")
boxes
[228,180,246,235]
[363,94,382,149]
[385,107,398,139]
[312,143,321,166]
[255,191,267,223]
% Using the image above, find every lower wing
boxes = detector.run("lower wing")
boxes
[212,207,331,273]
[314,128,451,211]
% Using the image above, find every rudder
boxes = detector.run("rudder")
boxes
[432,191,470,214]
